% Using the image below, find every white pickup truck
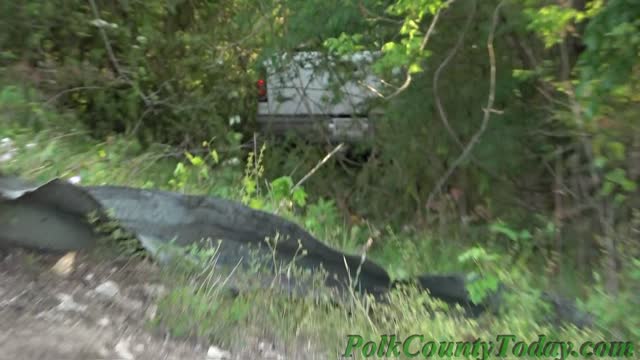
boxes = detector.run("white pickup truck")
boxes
[255,51,386,143]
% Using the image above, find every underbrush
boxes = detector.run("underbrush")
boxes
[150,241,622,359]
[2,82,638,357]
[0,83,243,194]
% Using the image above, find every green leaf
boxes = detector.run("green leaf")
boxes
[605,168,630,187]
[489,222,519,242]
[185,152,204,167]
[243,178,256,195]
[512,69,536,81]
[600,181,615,196]
[613,193,627,205]
[458,246,499,263]
[408,62,422,74]
[594,156,607,168]
[270,176,293,201]
[467,276,500,304]
[191,156,204,167]
[621,179,637,192]
[199,167,209,180]
[382,41,397,52]
[210,150,219,164]
[173,162,186,177]
[400,19,419,36]
[292,187,307,207]
[519,230,532,240]
[545,222,556,234]
[249,198,264,210]
[607,141,626,161]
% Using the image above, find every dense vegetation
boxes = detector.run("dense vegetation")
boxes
[1,0,638,356]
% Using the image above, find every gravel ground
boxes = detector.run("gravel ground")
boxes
[0,249,325,360]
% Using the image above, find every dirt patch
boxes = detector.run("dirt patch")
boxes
[0,249,320,360]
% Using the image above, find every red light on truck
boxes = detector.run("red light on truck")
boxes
[257,79,267,99]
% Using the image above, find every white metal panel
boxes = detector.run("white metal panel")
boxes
[263,51,382,116]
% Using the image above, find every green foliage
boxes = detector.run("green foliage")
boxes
[152,232,618,358]
[582,260,640,340]
[0,84,248,197]
[168,142,224,193]
[270,176,308,208]
[323,33,365,55]
[285,0,533,225]
[523,5,581,48]
[490,220,533,243]
[4,0,640,351]
[265,0,366,52]
[1,0,259,146]
[303,199,342,240]
[90,212,145,259]
[577,0,640,117]
[4,97,639,352]
[457,246,501,303]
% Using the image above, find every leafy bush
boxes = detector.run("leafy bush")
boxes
[1,0,259,146]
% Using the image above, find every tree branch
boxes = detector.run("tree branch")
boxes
[426,0,505,212]
[87,0,152,107]
[433,0,477,148]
